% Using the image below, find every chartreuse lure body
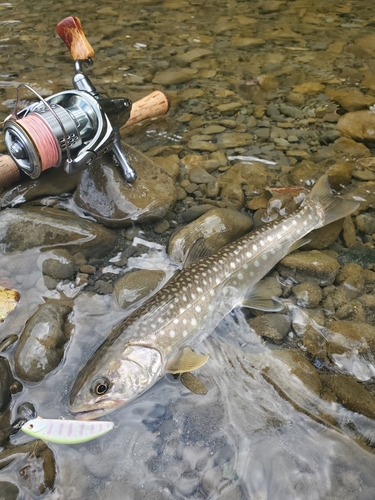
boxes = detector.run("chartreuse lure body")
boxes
[21,417,114,444]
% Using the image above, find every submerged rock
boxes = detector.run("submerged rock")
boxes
[14,300,73,382]
[74,143,176,228]
[168,208,253,264]
[38,249,75,280]
[277,250,340,285]
[113,269,166,309]
[337,110,375,144]
[0,207,116,258]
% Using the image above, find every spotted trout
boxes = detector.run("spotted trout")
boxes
[70,175,358,419]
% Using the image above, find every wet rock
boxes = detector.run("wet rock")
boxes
[343,180,375,214]
[0,481,19,500]
[327,321,375,356]
[277,250,340,286]
[288,160,323,187]
[189,167,216,184]
[217,133,253,148]
[0,207,116,258]
[152,155,180,182]
[321,373,375,419]
[74,143,176,228]
[342,216,357,247]
[356,213,375,235]
[325,88,375,112]
[38,249,75,280]
[0,168,80,209]
[292,82,325,95]
[168,208,253,264]
[306,219,345,250]
[326,161,354,190]
[335,262,366,291]
[259,349,322,398]
[292,282,322,308]
[0,441,55,494]
[249,313,291,342]
[336,110,375,144]
[0,357,15,412]
[14,300,73,382]
[152,67,198,85]
[113,269,166,309]
[171,48,213,67]
[337,246,375,268]
[0,335,18,352]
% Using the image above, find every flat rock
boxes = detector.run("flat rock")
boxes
[277,250,340,285]
[0,206,116,258]
[249,313,291,342]
[168,207,253,264]
[74,143,176,228]
[217,133,253,148]
[336,110,375,144]
[152,67,198,85]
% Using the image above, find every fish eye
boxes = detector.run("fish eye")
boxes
[92,378,110,396]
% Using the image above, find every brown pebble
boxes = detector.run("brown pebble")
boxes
[79,265,96,274]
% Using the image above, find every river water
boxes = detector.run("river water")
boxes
[1,0,375,499]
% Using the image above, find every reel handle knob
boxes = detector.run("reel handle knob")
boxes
[56,16,94,61]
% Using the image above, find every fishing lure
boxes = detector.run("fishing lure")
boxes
[21,416,114,444]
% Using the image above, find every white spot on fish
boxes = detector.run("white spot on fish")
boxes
[267,235,273,242]
[210,290,215,296]
[246,252,252,258]
[179,308,185,314]
[191,293,196,300]
[250,271,255,277]
[254,260,260,267]
[170,330,176,338]
[183,296,188,302]
[182,318,187,325]
[197,287,203,293]
[262,254,268,261]
[230,262,236,269]
[253,245,258,252]
[191,318,197,326]
[195,305,201,313]
[243,263,248,270]
[173,318,179,325]
[183,330,188,337]
[238,273,244,280]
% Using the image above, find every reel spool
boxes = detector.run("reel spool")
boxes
[3,16,135,183]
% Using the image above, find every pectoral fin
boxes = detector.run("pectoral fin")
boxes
[183,238,212,269]
[288,237,310,254]
[242,282,284,312]
[166,347,209,374]
[180,372,208,395]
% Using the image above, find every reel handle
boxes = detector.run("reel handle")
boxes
[56,16,94,61]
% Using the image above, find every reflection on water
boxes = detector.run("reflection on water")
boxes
[1,0,375,498]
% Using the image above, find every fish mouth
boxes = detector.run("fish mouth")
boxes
[72,408,113,421]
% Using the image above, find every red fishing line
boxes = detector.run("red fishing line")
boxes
[18,113,60,171]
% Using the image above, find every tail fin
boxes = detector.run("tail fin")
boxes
[307,175,359,226]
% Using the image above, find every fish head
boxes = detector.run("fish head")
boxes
[70,344,163,420]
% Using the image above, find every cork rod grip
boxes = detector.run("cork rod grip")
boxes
[121,91,170,129]
[56,16,94,61]
[0,155,21,188]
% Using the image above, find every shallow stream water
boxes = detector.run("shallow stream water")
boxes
[1,0,375,499]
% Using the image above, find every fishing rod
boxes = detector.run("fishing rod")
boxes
[0,16,169,189]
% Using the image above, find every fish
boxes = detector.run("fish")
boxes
[70,175,358,419]
[21,416,114,444]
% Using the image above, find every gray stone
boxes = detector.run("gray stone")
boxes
[356,213,375,235]
[74,143,176,228]
[0,207,116,258]
[249,313,291,341]
[152,67,198,85]
[292,282,322,308]
[39,249,75,280]
[189,167,216,184]
[14,300,73,382]
[113,270,166,309]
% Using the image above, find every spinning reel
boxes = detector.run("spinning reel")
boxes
[0,17,169,187]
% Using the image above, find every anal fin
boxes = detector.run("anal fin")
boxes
[166,347,209,374]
